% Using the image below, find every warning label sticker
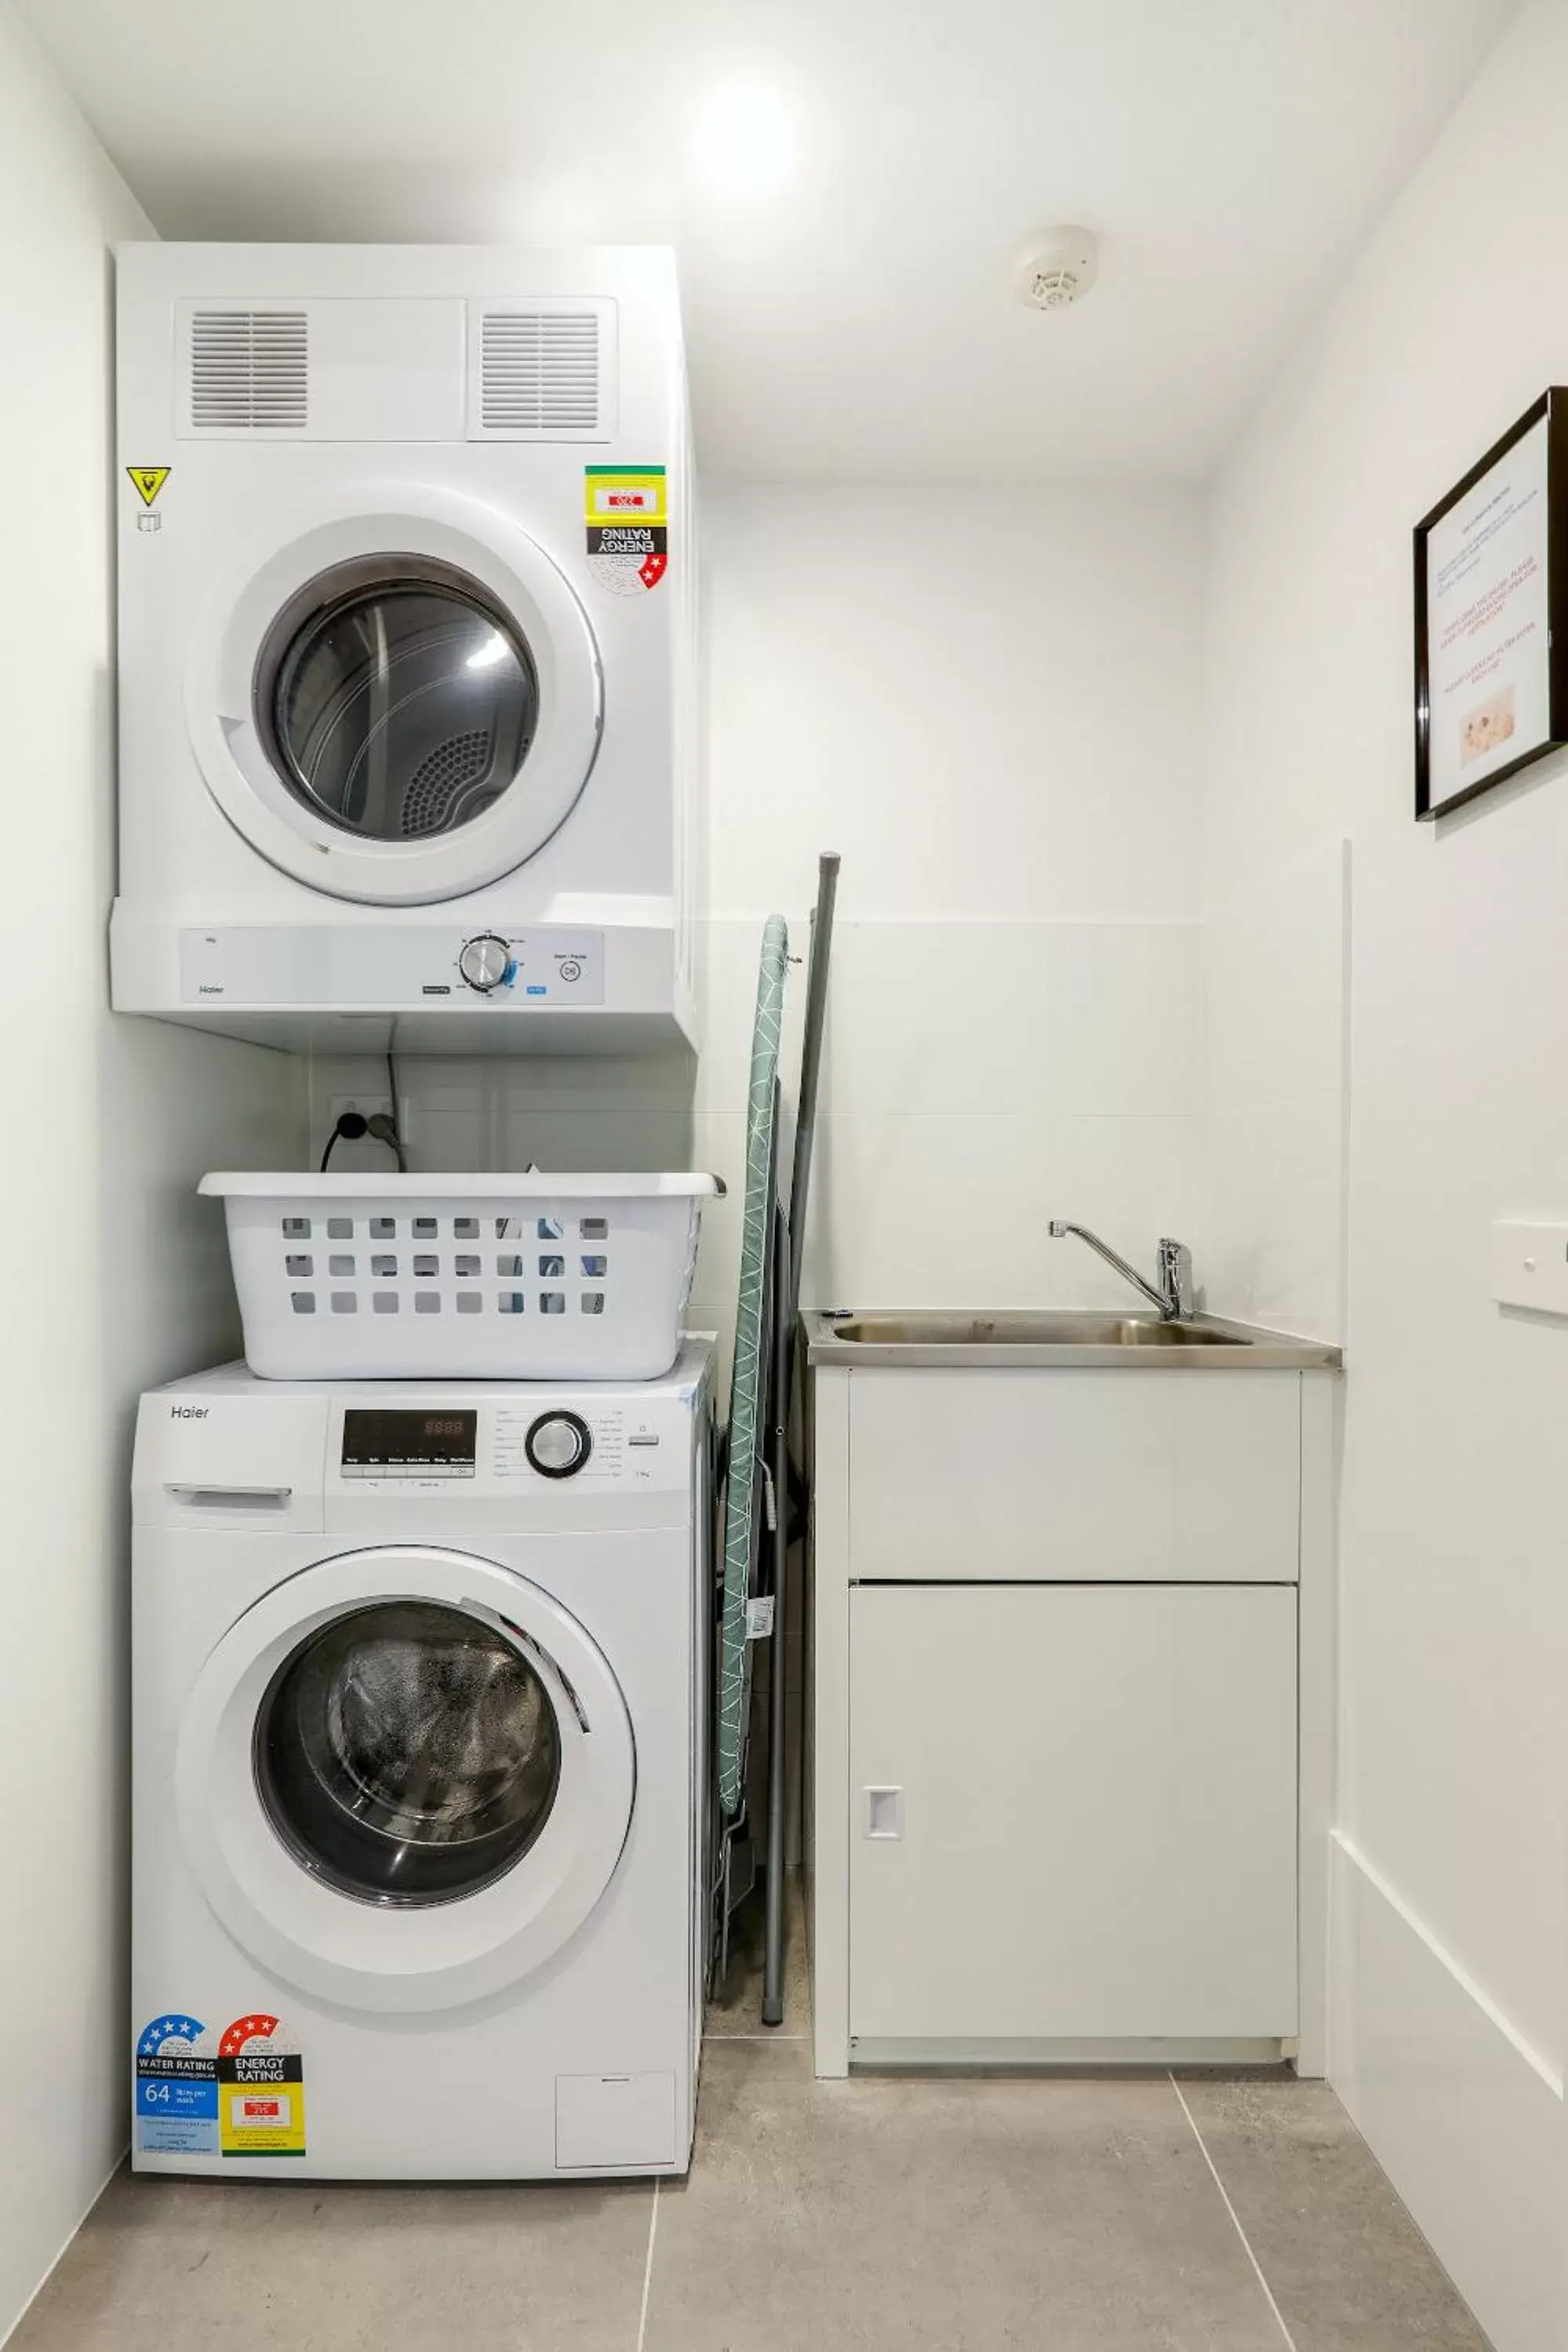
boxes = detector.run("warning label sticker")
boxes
[584,465,668,595]
[135,2014,219,2155]
[217,2014,307,2158]
[126,465,170,507]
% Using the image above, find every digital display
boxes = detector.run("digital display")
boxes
[341,1409,478,1476]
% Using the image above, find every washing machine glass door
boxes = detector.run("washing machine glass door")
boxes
[175,1546,635,2014]
[188,490,604,907]
[253,1596,561,1908]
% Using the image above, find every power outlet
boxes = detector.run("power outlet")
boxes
[329,1094,395,1127]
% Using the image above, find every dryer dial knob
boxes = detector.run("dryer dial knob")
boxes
[525,1411,592,1479]
[459,934,514,992]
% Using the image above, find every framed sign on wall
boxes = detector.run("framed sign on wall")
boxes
[1414,388,1568,820]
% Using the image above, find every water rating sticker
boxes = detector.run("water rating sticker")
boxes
[126,465,170,507]
[135,2015,219,2154]
[584,464,668,595]
[218,2014,307,2157]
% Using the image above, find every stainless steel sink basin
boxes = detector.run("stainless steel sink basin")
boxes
[804,1309,1341,1370]
[826,1312,1246,1349]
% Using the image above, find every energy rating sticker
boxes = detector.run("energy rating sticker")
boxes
[135,2014,219,2155]
[126,465,170,507]
[217,2013,307,2158]
[584,464,668,595]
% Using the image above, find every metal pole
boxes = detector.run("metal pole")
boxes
[785,853,839,1335]
[760,1200,791,2027]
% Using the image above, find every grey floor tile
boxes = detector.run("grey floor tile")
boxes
[1181,2078,1491,2351]
[643,2044,1283,2350]
[11,2163,653,2352]
[708,1870,810,2041]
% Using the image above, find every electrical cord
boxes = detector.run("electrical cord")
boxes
[386,1049,406,1167]
[319,1050,408,1172]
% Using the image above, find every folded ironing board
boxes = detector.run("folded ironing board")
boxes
[715,855,839,2025]
[717,912,788,1818]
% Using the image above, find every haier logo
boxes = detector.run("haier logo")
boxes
[169,1404,208,1420]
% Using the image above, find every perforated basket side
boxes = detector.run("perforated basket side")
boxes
[220,1189,704,1381]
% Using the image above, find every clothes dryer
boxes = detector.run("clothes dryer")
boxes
[111,245,697,1052]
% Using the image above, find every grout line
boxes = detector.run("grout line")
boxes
[635,2175,660,2352]
[1170,2073,1298,2352]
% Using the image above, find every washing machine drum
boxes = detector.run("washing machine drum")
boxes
[264,573,538,847]
[191,502,606,908]
[255,1599,562,1906]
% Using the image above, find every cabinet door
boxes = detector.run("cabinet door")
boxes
[848,1583,1297,2043]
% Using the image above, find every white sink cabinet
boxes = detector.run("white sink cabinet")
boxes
[806,1349,1338,2077]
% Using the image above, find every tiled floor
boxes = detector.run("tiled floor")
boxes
[15,1892,1490,2352]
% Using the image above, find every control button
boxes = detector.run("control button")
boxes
[459,935,514,993]
[525,1411,592,1479]
[558,959,583,984]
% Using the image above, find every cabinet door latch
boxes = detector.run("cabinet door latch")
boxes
[863,1786,904,1840]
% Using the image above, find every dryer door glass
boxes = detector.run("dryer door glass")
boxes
[260,559,540,843]
[254,1599,561,1906]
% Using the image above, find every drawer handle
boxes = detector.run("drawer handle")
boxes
[864,1786,904,1840]
[165,1484,293,1509]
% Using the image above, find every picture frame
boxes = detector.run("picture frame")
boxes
[1413,387,1568,820]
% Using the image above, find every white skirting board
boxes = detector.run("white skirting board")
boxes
[1329,1833,1563,2352]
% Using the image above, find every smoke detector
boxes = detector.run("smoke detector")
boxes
[1013,225,1099,311]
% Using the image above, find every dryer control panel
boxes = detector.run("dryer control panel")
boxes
[179,926,606,1007]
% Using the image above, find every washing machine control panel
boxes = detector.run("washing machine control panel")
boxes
[179,926,606,1008]
[319,1394,694,1499]
[340,1406,478,1480]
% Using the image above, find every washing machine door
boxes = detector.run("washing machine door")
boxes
[187,488,603,906]
[174,1546,635,2013]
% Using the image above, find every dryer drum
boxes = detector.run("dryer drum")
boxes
[257,559,540,845]
[253,1599,562,1906]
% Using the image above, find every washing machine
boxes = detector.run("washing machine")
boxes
[130,1344,711,2179]
[111,244,698,1054]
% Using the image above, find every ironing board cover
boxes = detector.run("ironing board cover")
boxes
[718,913,788,1816]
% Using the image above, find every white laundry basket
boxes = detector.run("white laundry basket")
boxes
[201,1173,722,1381]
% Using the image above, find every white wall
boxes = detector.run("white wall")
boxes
[1199,838,1350,1344]
[1202,5,1568,2343]
[315,482,1210,1345]
[0,13,307,2339]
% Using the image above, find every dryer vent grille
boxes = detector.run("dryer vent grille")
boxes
[190,310,309,431]
[479,310,601,435]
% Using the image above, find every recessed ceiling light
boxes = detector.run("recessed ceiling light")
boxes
[693,86,795,198]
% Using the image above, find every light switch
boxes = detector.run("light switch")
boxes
[1490,1222,1568,1316]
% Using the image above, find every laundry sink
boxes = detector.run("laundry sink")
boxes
[804,1309,1340,1370]
[826,1312,1244,1348]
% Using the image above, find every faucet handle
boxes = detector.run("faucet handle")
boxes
[1156,1236,1194,1320]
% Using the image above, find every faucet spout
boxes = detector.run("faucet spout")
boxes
[1048,1221,1194,1322]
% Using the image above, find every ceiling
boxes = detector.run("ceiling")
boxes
[22,0,1515,482]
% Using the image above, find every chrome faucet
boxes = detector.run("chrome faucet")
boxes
[1048,1222,1195,1322]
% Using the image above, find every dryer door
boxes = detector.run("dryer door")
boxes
[187,488,603,906]
[174,1546,635,2013]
